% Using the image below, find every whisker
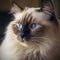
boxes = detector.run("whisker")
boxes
[30,37,51,46]
[31,37,51,41]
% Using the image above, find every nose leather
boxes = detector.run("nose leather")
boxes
[19,23,31,39]
[19,27,31,39]
[20,32,25,38]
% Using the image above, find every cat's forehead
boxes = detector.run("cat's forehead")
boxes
[25,7,40,13]
[32,11,50,21]
[14,7,50,23]
[14,7,40,19]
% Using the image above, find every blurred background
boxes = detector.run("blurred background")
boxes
[0,0,60,44]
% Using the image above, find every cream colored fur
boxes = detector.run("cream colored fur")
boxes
[1,7,60,60]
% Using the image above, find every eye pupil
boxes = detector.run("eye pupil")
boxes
[32,23,37,28]
[16,24,22,29]
[19,24,22,29]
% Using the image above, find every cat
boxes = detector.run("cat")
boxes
[1,0,60,60]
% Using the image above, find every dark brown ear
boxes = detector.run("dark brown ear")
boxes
[40,0,58,26]
[11,1,24,13]
[40,0,54,13]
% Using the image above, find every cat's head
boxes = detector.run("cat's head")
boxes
[8,0,58,47]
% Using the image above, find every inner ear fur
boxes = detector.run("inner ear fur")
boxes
[40,0,54,13]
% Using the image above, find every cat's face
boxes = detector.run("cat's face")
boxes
[9,0,58,46]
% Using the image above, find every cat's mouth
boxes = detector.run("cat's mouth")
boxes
[17,32,31,42]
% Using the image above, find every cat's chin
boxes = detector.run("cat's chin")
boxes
[19,41,29,47]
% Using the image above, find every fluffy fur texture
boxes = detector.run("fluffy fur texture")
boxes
[1,0,60,60]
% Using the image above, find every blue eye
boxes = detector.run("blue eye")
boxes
[16,24,22,30]
[31,23,39,29]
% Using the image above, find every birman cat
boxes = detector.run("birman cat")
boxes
[1,0,60,60]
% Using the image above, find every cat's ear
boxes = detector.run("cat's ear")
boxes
[40,0,58,26]
[11,1,24,13]
[40,0,54,13]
